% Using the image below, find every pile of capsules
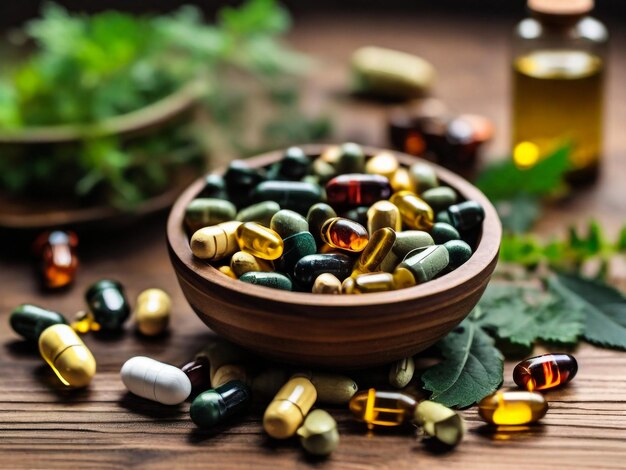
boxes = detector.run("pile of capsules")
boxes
[9,280,171,387]
[10,301,578,456]
[185,143,485,293]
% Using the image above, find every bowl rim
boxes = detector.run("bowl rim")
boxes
[167,144,501,308]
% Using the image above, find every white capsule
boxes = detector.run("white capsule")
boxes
[120,356,191,405]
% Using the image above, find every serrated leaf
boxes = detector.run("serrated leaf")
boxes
[555,274,626,350]
[476,282,584,346]
[421,318,503,408]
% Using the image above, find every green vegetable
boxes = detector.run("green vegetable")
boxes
[421,316,503,408]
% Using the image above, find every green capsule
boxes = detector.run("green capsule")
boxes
[184,198,237,233]
[436,211,452,225]
[294,254,354,288]
[399,245,449,283]
[444,240,473,269]
[380,230,434,272]
[447,201,485,231]
[85,280,130,331]
[312,158,336,184]
[409,162,439,193]
[277,232,317,274]
[307,203,337,247]
[198,174,227,199]
[236,201,281,227]
[414,400,465,447]
[335,142,365,174]
[309,372,359,405]
[270,209,309,238]
[278,147,311,180]
[10,304,68,342]
[252,181,323,215]
[421,187,457,211]
[389,357,415,389]
[190,380,251,428]
[297,409,339,456]
[230,251,273,278]
[239,272,293,291]
[431,222,460,245]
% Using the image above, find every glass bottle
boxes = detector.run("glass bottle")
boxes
[511,0,608,184]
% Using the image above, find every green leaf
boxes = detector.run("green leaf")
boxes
[421,318,503,408]
[476,282,584,346]
[476,145,571,201]
[495,194,541,234]
[617,226,626,252]
[555,274,626,350]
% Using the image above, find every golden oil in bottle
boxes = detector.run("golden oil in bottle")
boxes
[512,50,604,181]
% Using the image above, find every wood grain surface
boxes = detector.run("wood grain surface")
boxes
[1,12,625,470]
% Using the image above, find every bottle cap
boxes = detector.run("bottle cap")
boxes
[528,0,593,15]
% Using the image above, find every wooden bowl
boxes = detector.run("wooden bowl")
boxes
[167,145,501,368]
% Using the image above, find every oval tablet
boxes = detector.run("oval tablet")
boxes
[121,356,191,405]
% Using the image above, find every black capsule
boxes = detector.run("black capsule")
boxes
[341,206,369,227]
[223,160,266,207]
[85,280,130,331]
[277,232,317,273]
[294,253,354,287]
[190,380,252,428]
[278,147,311,181]
[252,181,323,215]
[9,304,68,342]
[447,201,485,231]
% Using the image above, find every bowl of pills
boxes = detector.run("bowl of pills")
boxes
[167,144,501,368]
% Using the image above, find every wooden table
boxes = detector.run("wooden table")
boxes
[1,12,625,469]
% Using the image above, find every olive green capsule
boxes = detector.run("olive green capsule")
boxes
[444,240,473,269]
[230,251,273,278]
[312,273,342,294]
[309,372,359,405]
[270,210,309,239]
[302,175,320,186]
[307,203,337,247]
[240,272,293,291]
[236,201,281,227]
[414,400,465,447]
[431,222,460,245]
[185,198,237,233]
[400,245,449,283]
[312,158,336,184]
[297,409,339,456]
[389,357,415,389]
[367,200,402,234]
[10,304,68,342]
[379,230,434,272]
[251,369,289,399]
[335,142,365,174]
[409,162,439,193]
[421,187,457,211]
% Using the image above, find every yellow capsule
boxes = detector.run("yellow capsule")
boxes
[344,272,397,294]
[390,190,434,230]
[71,311,100,334]
[352,227,396,276]
[349,388,417,430]
[320,145,342,165]
[212,364,248,388]
[236,222,284,260]
[367,200,402,234]
[320,217,369,253]
[230,251,273,277]
[342,276,356,294]
[312,273,342,294]
[389,167,415,193]
[263,376,317,439]
[38,324,96,387]
[134,288,171,336]
[365,151,399,179]
[190,221,242,261]
[218,265,237,279]
[478,391,548,426]
[392,266,416,289]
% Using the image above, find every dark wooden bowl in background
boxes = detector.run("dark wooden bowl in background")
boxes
[167,145,501,368]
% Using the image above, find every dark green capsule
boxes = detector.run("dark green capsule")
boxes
[185,198,237,233]
[190,380,251,428]
[224,160,266,207]
[447,201,485,231]
[239,272,293,291]
[400,245,449,283]
[253,181,324,215]
[444,240,473,269]
[421,186,457,211]
[341,206,369,227]
[278,147,311,180]
[9,304,68,342]
[431,222,460,244]
[335,142,365,174]
[85,280,130,331]
[236,201,281,227]
[277,231,317,273]
[435,211,452,225]
[307,203,337,247]
[294,253,354,288]
[198,174,227,199]
[271,210,309,239]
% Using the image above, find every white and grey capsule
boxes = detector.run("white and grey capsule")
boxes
[121,356,191,405]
